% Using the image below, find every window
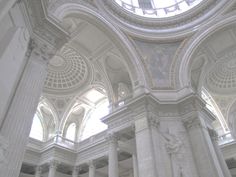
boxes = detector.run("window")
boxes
[65,123,76,141]
[29,114,44,141]
[81,100,109,140]
[115,0,203,18]
[201,88,229,134]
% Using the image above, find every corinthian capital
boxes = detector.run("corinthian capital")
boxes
[28,38,55,63]
[106,133,119,143]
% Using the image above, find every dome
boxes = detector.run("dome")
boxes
[206,59,236,95]
[44,46,90,94]
[114,0,203,18]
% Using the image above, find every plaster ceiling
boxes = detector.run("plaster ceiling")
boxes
[44,45,90,95]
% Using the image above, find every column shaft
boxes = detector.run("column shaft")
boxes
[48,161,58,177]
[35,166,42,177]
[132,154,139,177]
[72,166,79,177]
[184,116,225,177]
[108,134,119,177]
[89,161,96,177]
[135,117,157,177]
[0,43,48,177]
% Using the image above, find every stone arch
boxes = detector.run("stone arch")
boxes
[175,12,236,88]
[49,1,147,94]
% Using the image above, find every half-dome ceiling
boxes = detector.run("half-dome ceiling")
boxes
[44,46,90,95]
[206,58,236,95]
[114,0,203,18]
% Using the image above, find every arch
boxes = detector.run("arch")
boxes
[49,1,147,91]
[65,122,77,141]
[226,98,236,138]
[79,99,109,141]
[38,97,59,139]
[175,12,236,88]
[58,84,106,132]
[29,113,44,141]
[201,87,229,133]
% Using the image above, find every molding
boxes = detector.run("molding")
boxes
[97,0,232,41]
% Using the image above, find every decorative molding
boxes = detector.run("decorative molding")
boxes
[97,0,229,40]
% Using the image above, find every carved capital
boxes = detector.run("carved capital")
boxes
[106,133,119,144]
[28,39,55,64]
[182,116,202,129]
[0,135,9,166]
[208,128,218,142]
[88,160,96,168]
[72,166,81,175]
[35,166,42,173]
[49,160,59,169]
[147,115,160,128]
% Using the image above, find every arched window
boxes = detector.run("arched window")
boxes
[81,100,109,140]
[66,123,76,141]
[29,114,44,141]
[201,88,229,134]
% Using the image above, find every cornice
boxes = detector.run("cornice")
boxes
[97,0,233,41]
[20,0,69,51]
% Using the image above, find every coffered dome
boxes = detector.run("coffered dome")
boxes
[44,46,91,95]
[206,59,236,95]
[114,0,203,18]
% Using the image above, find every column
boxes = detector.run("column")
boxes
[208,129,232,177]
[135,117,157,177]
[0,27,30,125]
[0,40,51,177]
[35,166,42,177]
[72,166,80,177]
[183,116,225,177]
[48,161,58,177]
[88,160,96,177]
[107,133,119,177]
[132,153,139,177]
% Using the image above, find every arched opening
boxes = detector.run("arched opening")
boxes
[29,114,44,141]
[80,99,109,141]
[65,123,76,141]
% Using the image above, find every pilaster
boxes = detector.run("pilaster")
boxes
[0,39,52,177]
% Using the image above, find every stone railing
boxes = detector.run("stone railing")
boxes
[27,131,108,152]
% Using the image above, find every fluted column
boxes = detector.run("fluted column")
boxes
[208,129,232,177]
[48,161,58,177]
[108,133,119,177]
[183,116,225,177]
[135,117,157,177]
[88,160,96,177]
[0,40,51,177]
[72,166,80,177]
[132,153,139,177]
[35,166,42,177]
